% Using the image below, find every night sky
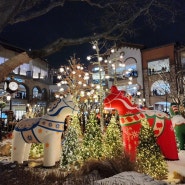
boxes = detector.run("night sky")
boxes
[0,2,185,68]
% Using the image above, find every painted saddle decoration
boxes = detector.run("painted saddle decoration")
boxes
[11,95,78,167]
[104,86,178,161]
[169,103,185,150]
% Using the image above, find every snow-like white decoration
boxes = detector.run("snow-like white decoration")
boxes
[171,115,185,127]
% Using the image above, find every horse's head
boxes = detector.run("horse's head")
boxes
[104,86,138,115]
[47,94,79,117]
[169,103,180,116]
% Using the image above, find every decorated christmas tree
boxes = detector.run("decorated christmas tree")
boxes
[103,116,123,158]
[136,118,168,180]
[60,115,82,170]
[81,113,103,161]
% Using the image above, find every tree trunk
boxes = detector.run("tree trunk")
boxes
[0,52,31,82]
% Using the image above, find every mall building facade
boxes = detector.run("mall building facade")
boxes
[0,41,185,123]
[0,42,59,122]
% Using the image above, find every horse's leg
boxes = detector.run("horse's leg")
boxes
[23,143,32,161]
[55,133,62,162]
[11,131,26,163]
[43,133,58,167]
[157,119,178,160]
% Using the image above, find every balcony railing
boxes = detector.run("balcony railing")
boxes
[148,68,169,75]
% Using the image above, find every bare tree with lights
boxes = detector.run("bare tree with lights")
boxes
[0,0,182,82]
[86,40,110,132]
[56,55,89,101]
[56,55,100,118]
[148,66,185,115]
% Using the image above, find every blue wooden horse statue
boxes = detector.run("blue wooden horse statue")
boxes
[11,94,79,167]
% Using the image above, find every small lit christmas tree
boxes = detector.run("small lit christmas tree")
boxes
[103,116,123,158]
[29,143,44,159]
[60,115,82,170]
[81,113,103,161]
[136,118,168,180]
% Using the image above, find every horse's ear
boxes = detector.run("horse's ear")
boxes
[110,86,119,93]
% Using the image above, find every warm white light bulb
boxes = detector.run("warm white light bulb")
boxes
[6,95,11,101]
[59,88,64,92]
[81,91,84,95]
[87,56,91,60]
[84,76,89,80]
[98,57,103,61]
[59,67,64,73]
[105,75,110,79]
[119,63,125,67]
[93,94,98,98]
[137,91,141,95]
[96,85,100,89]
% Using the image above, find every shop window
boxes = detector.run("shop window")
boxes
[0,57,8,64]
[118,84,140,96]
[15,84,27,99]
[107,57,138,80]
[148,58,170,75]
[151,80,170,96]
[33,87,41,99]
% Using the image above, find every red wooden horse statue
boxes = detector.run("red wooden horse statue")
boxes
[104,86,178,161]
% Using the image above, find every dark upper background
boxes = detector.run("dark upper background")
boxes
[0,2,185,68]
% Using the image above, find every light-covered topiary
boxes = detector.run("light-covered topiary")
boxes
[103,116,123,158]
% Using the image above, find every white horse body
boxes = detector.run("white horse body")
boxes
[11,95,78,167]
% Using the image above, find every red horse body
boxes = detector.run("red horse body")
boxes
[104,86,178,161]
